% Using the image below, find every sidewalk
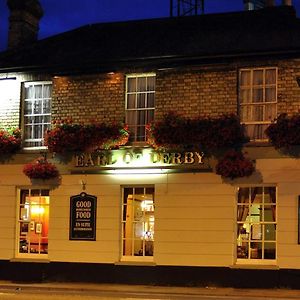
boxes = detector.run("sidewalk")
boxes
[1,281,300,298]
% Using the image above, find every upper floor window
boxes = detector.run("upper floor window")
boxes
[239,68,277,141]
[125,74,155,142]
[23,82,52,148]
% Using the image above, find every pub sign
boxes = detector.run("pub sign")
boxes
[69,192,97,241]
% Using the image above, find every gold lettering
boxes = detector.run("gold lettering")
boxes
[85,154,94,166]
[195,152,204,164]
[162,153,172,164]
[150,151,161,163]
[172,153,182,164]
[184,152,194,164]
[76,155,85,167]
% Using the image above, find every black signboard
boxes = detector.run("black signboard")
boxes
[69,192,97,241]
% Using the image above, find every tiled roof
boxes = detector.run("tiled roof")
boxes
[0,5,299,73]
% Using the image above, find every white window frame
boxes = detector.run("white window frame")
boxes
[121,186,155,262]
[125,73,155,143]
[16,188,50,259]
[239,67,277,141]
[23,81,52,149]
[236,185,277,265]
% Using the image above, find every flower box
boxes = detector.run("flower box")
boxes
[45,120,129,154]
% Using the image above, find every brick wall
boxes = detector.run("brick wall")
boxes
[52,73,125,124]
[155,67,237,120]
[35,59,300,125]
[277,60,300,115]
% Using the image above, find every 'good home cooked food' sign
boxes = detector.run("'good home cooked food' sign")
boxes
[69,192,97,241]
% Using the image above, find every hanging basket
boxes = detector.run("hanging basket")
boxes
[23,157,60,180]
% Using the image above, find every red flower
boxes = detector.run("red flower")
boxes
[44,120,129,154]
[215,150,255,179]
[23,157,59,180]
[0,128,21,154]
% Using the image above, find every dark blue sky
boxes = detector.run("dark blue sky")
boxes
[0,0,299,51]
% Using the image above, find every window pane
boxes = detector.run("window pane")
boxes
[240,71,251,86]
[137,77,146,92]
[265,69,276,84]
[264,243,276,259]
[25,86,34,99]
[265,88,276,102]
[147,76,155,91]
[265,104,276,121]
[137,93,146,108]
[253,105,264,121]
[44,99,51,114]
[127,94,136,109]
[127,78,136,92]
[253,88,263,103]
[264,224,276,240]
[240,105,251,122]
[147,110,155,124]
[126,111,136,126]
[253,70,263,85]
[239,89,251,104]
[147,93,155,108]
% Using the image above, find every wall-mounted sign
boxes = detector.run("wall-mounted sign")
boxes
[69,192,97,241]
[72,148,210,174]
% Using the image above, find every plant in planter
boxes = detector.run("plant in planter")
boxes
[45,119,129,154]
[146,112,249,153]
[215,150,255,180]
[265,113,300,149]
[23,156,60,180]
[0,128,21,155]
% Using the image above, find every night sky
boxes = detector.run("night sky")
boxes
[0,0,300,51]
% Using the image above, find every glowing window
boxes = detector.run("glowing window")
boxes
[18,189,50,256]
[122,187,154,258]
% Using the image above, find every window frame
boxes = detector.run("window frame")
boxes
[125,73,156,144]
[16,188,50,259]
[239,67,278,141]
[120,185,155,262]
[236,185,277,265]
[22,81,52,150]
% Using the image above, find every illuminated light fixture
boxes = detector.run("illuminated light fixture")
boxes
[107,72,115,75]
[31,206,45,215]
[106,168,167,175]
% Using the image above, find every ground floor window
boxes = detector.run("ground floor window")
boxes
[237,186,276,261]
[18,189,49,256]
[122,187,154,259]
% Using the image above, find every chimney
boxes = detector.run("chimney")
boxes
[7,0,43,49]
[265,0,275,6]
[282,0,292,5]
[243,0,265,10]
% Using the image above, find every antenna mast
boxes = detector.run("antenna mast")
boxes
[170,0,205,17]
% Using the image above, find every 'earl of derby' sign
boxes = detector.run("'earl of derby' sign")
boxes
[69,192,97,241]
[73,148,210,173]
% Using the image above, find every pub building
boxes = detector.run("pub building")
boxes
[1,0,300,287]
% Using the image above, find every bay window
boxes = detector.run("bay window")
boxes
[237,186,276,262]
[239,68,277,140]
[125,74,155,142]
[23,81,52,148]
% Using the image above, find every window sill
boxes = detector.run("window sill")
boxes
[231,263,279,270]
[115,261,156,266]
[10,258,50,263]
